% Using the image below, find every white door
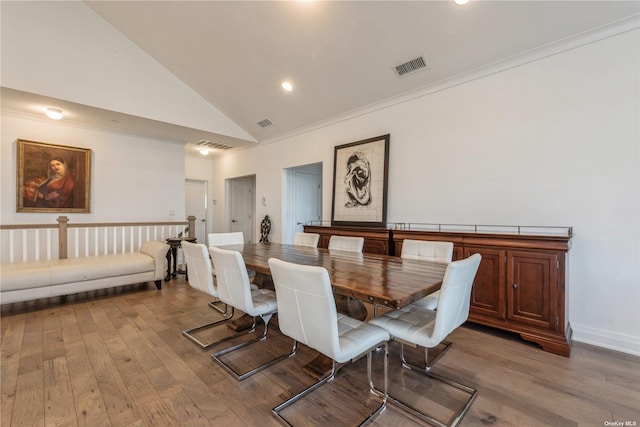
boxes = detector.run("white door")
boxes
[185,179,207,244]
[284,163,322,243]
[228,176,254,243]
[293,170,321,233]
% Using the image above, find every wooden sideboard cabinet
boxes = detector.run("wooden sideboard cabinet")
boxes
[303,225,392,255]
[393,229,572,356]
[306,224,573,356]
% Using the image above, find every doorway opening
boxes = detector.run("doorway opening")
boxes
[226,175,256,243]
[283,162,322,244]
[185,179,208,245]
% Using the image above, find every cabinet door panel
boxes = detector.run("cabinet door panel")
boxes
[363,240,387,255]
[452,246,464,261]
[464,247,506,320]
[507,251,557,330]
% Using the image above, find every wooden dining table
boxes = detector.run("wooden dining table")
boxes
[218,242,449,375]
[223,242,448,311]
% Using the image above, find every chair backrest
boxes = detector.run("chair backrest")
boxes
[401,240,454,263]
[328,235,364,252]
[208,232,244,247]
[293,232,320,248]
[432,253,482,342]
[268,258,341,360]
[181,241,217,297]
[209,247,255,314]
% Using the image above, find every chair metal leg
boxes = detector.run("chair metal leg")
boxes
[400,340,452,372]
[376,341,476,427]
[272,341,388,427]
[182,306,236,349]
[211,312,296,380]
[208,299,229,315]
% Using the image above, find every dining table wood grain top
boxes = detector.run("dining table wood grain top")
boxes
[222,242,448,309]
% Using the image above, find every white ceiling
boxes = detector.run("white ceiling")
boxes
[4,1,640,152]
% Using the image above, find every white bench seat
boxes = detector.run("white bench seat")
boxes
[0,240,169,305]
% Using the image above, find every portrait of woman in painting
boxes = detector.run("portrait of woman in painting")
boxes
[17,140,91,213]
[23,157,75,208]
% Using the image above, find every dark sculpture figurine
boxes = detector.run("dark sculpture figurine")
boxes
[260,215,271,244]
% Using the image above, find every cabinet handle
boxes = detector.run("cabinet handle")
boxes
[513,284,519,289]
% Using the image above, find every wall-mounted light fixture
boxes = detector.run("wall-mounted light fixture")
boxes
[199,148,209,155]
[45,107,64,120]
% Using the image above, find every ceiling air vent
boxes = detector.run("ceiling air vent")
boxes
[394,56,428,77]
[195,139,233,150]
[257,118,273,128]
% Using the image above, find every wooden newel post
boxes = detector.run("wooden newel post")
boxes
[187,216,196,238]
[57,215,69,260]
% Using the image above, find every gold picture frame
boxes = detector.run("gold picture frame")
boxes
[17,139,92,213]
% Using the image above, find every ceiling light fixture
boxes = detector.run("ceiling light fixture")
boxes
[199,148,209,155]
[282,81,293,92]
[45,107,64,120]
[454,0,470,5]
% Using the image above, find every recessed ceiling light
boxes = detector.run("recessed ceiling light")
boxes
[454,0,470,5]
[282,81,293,92]
[199,148,209,155]
[45,107,64,120]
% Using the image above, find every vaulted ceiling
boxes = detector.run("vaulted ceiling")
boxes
[3,1,639,152]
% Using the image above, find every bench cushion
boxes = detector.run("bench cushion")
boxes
[1,252,155,292]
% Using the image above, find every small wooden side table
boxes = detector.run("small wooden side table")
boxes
[165,237,197,281]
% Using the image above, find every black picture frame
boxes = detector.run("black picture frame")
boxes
[331,134,389,227]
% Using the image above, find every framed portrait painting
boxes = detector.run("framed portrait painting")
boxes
[331,134,389,227]
[16,139,92,213]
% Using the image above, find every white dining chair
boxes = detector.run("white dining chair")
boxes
[208,231,256,292]
[292,232,320,248]
[207,231,245,247]
[268,257,389,426]
[209,247,294,380]
[401,240,454,310]
[369,253,481,427]
[328,235,364,252]
[180,241,234,349]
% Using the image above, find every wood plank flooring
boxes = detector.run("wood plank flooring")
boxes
[2,276,639,426]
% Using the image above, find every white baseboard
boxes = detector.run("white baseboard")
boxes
[572,323,640,356]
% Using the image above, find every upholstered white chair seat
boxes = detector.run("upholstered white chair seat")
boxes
[406,291,439,310]
[246,289,278,317]
[335,313,389,363]
[369,304,439,349]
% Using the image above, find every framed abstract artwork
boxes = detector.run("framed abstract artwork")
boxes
[16,139,92,213]
[331,134,389,227]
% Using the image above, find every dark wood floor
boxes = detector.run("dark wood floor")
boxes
[2,276,639,426]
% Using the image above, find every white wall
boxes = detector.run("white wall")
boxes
[193,29,640,355]
[1,113,186,224]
